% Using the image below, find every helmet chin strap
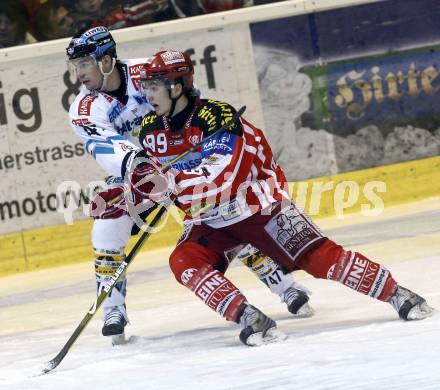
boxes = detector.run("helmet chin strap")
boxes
[98,58,116,91]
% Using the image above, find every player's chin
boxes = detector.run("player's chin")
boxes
[153,105,162,114]
[83,80,96,89]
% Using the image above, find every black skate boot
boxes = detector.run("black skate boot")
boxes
[237,304,287,346]
[283,287,314,317]
[390,286,434,320]
[102,305,128,344]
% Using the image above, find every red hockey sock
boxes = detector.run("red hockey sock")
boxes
[187,264,246,321]
[297,239,397,301]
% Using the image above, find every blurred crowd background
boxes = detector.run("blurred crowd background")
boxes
[0,0,285,49]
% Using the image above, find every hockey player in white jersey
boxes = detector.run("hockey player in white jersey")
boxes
[66,26,313,344]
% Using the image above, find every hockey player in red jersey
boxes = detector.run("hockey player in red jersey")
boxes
[126,49,434,346]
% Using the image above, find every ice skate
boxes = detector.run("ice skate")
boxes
[102,306,128,344]
[283,286,314,318]
[238,304,287,346]
[390,286,434,320]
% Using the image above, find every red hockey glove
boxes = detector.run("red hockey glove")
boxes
[89,177,128,219]
[129,164,176,205]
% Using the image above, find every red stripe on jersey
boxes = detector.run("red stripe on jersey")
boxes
[175,118,289,220]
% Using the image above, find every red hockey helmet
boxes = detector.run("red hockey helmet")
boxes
[141,50,194,93]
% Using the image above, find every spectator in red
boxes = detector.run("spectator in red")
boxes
[121,1,179,26]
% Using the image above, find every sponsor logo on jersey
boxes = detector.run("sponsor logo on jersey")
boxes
[78,94,98,116]
[189,135,200,145]
[128,65,144,91]
[160,51,185,65]
[220,200,242,221]
[172,158,202,170]
[203,134,234,154]
[169,139,184,146]
[198,105,218,130]
[142,114,157,126]
[71,118,92,126]
[157,152,200,165]
[133,94,147,105]
[129,64,144,75]
[119,142,135,152]
[108,102,125,123]
[202,100,236,131]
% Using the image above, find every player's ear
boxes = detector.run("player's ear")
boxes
[101,54,113,68]
[171,83,183,98]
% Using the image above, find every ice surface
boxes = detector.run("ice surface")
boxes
[1,204,440,390]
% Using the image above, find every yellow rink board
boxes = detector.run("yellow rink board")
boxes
[1,155,439,277]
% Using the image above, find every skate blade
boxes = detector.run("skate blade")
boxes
[246,327,287,347]
[407,303,435,320]
[293,303,315,318]
[111,333,126,346]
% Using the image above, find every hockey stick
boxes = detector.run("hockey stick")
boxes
[41,205,168,375]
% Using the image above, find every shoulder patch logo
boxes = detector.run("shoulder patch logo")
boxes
[78,95,98,116]
[129,64,144,76]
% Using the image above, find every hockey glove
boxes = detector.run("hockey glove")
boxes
[89,176,128,219]
[129,163,176,205]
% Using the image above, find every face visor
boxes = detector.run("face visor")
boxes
[139,77,175,98]
[67,56,98,77]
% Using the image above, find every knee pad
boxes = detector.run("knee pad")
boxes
[169,243,245,321]
[169,242,225,285]
[236,244,299,296]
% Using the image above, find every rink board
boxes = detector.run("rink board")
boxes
[2,0,440,276]
[1,155,439,276]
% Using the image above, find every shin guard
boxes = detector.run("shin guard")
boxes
[237,244,311,296]
[94,248,128,316]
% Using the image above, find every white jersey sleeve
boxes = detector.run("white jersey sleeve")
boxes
[69,91,139,177]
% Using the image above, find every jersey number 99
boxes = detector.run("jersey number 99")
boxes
[145,133,168,153]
